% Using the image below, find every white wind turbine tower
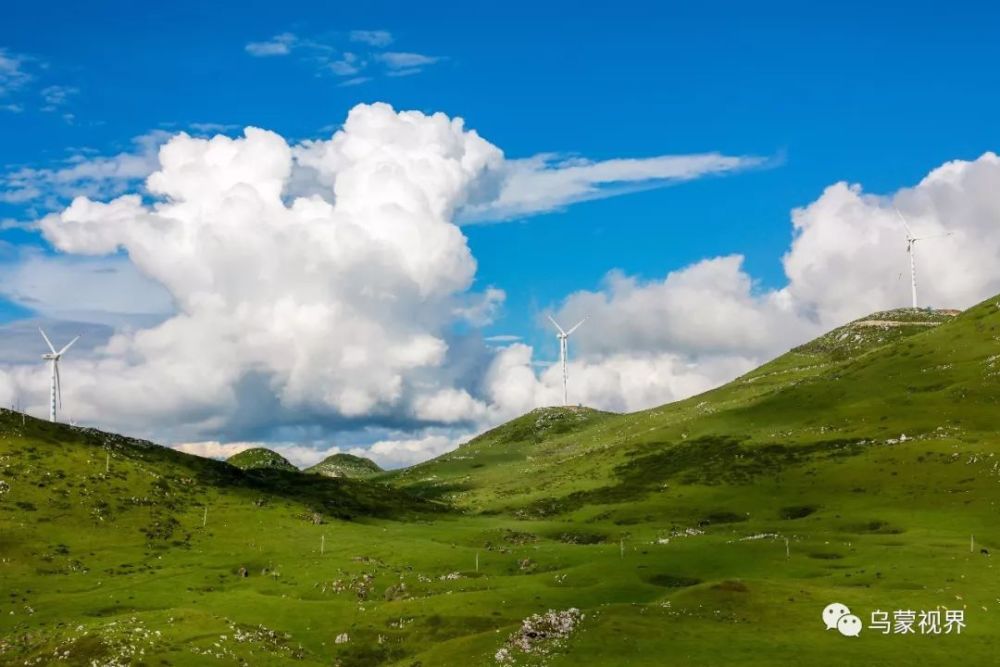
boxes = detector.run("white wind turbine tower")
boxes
[894,208,952,309]
[548,315,585,406]
[39,328,78,423]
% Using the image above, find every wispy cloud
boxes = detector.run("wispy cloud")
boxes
[377,51,441,71]
[40,85,79,123]
[349,30,393,47]
[40,85,78,110]
[0,48,31,97]
[0,47,79,118]
[245,32,297,57]
[328,52,362,76]
[485,334,522,343]
[244,30,441,85]
[460,152,773,223]
[0,130,169,205]
[338,76,372,88]
[188,122,239,134]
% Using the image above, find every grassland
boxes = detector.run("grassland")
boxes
[2,303,999,665]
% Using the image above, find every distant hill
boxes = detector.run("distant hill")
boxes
[305,453,382,479]
[226,447,297,472]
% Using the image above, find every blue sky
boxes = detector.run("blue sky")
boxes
[4,1,997,294]
[2,1,999,465]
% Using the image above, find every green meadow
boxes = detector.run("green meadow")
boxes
[2,300,1000,665]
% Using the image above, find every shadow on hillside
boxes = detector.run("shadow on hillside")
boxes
[515,435,865,518]
[0,410,444,521]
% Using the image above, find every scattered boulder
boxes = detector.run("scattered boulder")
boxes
[495,608,583,664]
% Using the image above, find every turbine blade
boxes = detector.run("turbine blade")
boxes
[911,232,952,242]
[547,314,566,335]
[893,207,913,236]
[57,336,79,356]
[566,319,586,336]
[38,328,56,354]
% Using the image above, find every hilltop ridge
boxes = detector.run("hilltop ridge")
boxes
[305,453,382,479]
[790,307,958,359]
[226,447,297,472]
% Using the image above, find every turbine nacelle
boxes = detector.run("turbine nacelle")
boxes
[548,315,585,338]
[895,208,952,244]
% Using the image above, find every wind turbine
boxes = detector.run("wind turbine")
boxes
[548,315,584,406]
[39,328,78,423]
[894,208,951,310]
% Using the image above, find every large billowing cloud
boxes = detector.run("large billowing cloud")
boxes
[32,106,499,433]
[2,100,997,468]
[0,103,763,465]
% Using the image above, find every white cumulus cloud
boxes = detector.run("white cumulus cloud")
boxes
[0,102,761,466]
[781,156,1000,325]
[11,105,998,469]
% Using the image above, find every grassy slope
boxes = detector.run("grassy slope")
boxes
[226,447,298,472]
[388,308,966,509]
[3,304,1000,665]
[306,453,383,479]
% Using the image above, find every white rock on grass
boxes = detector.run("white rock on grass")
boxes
[496,608,583,663]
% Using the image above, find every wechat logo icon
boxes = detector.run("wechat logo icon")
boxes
[823,602,862,637]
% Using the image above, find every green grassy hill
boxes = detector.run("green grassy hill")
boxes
[2,301,999,666]
[226,446,298,472]
[306,453,383,479]
[389,307,966,508]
